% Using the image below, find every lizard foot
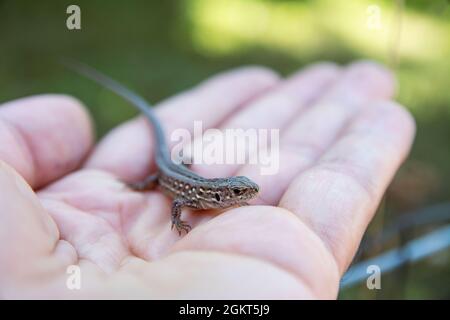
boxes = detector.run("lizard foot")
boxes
[171,220,192,236]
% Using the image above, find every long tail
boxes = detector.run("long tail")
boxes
[63,60,169,159]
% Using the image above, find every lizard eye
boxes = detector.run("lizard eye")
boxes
[233,188,242,195]
[214,193,221,202]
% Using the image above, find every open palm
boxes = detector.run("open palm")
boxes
[0,61,414,299]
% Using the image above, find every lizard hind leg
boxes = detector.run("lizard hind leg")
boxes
[171,198,192,236]
[128,173,159,191]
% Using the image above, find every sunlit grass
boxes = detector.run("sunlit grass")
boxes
[186,0,450,115]
[187,0,318,56]
[187,0,449,61]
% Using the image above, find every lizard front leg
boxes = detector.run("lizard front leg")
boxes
[171,197,193,235]
[128,173,159,191]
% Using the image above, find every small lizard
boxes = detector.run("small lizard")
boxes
[69,62,260,235]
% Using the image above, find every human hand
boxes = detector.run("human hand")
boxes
[0,61,414,299]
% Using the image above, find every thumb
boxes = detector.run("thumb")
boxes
[0,161,61,292]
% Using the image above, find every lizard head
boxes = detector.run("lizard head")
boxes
[198,176,259,209]
[217,176,260,207]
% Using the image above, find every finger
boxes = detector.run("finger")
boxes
[282,61,395,148]
[122,250,315,299]
[0,94,94,189]
[239,61,396,205]
[189,63,341,178]
[170,206,340,299]
[279,101,415,273]
[0,161,76,295]
[85,67,280,181]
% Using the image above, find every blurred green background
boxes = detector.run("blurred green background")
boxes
[0,0,449,299]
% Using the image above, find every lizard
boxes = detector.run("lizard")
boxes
[69,62,260,235]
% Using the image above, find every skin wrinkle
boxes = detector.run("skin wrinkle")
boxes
[280,168,370,275]
[282,101,383,156]
[316,163,377,203]
[117,199,132,257]
[41,172,135,219]
[120,194,171,260]
[52,239,79,267]
[138,201,177,260]
[40,171,166,261]
[16,122,60,188]
[27,252,69,288]
[80,232,127,273]
[40,197,129,273]
[275,197,337,266]
[282,105,359,160]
